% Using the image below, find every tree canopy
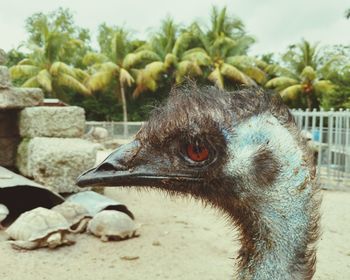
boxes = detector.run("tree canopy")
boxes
[6,6,350,121]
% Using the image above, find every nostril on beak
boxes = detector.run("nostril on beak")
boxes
[96,162,116,171]
[96,162,128,172]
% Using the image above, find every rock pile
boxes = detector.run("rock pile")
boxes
[0,48,97,193]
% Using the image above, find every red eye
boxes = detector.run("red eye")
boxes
[186,143,209,162]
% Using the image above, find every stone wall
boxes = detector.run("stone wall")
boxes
[0,58,43,168]
[0,48,97,193]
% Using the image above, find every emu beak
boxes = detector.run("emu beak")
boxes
[76,140,201,188]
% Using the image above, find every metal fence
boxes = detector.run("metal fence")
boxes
[86,109,350,188]
[85,121,143,140]
[291,109,350,189]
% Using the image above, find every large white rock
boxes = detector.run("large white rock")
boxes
[17,137,98,193]
[0,87,43,109]
[19,106,85,138]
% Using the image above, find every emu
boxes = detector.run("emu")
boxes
[77,83,320,280]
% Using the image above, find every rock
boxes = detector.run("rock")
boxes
[0,87,43,109]
[0,66,11,88]
[19,106,85,138]
[85,127,109,141]
[16,137,98,193]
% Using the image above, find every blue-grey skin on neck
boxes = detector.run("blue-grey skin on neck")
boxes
[224,113,319,280]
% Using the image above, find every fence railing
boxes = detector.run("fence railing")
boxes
[85,121,143,140]
[291,109,350,188]
[86,109,350,188]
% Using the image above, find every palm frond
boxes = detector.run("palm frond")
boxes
[211,35,237,58]
[313,80,335,95]
[164,53,178,69]
[123,50,161,69]
[9,65,40,79]
[99,62,120,73]
[111,29,128,64]
[280,84,302,101]
[57,73,91,95]
[220,63,254,85]
[226,36,255,56]
[181,49,211,66]
[119,68,134,87]
[265,64,298,79]
[50,62,76,77]
[85,70,114,92]
[208,67,224,88]
[225,55,267,84]
[144,61,166,79]
[37,69,52,92]
[22,76,40,88]
[82,52,109,66]
[133,70,158,98]
[73,69,89,83]
[301,66,316,81]
[18,58,34,65]
[45,31,69,62]
[265,77,299,88]
[244,67,267,85]
[172,32,195,57]
[175,60,202,83]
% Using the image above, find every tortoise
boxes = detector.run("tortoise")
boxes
[5,207,75,250]
[0,203,9,229]
[52,202,91,233]
[87,210,139,242]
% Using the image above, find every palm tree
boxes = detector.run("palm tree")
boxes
[183,7,268,88]
[265,40,336,109]
[134,7,266,97]
[84,27,161,133]
[9,28,90,99]
[178,6,267,89]
[130,18,204,97]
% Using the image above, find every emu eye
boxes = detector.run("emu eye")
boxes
[186,143,209,162]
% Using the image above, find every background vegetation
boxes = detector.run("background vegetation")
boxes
[5,7,350,121]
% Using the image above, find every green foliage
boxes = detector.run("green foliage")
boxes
[265,39,343,109]
[7,6,350,121]
[5,49,26,68]
[9,8,91,99]
[25,8,91,67]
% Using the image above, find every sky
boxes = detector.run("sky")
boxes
[0,0,349,55]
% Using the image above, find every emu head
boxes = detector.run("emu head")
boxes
[78,83,313,208]
[77,83,319,279]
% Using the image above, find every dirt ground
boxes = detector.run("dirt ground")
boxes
[0,188,349,279]
[0,151,349,279]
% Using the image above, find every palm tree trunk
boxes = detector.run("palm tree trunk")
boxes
[306,94,313,111]
[120,84,128,138]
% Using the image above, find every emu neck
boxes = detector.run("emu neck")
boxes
[222,114,319,279]
[232,180,317,280]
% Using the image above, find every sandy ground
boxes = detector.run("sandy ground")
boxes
[0,152,349,279]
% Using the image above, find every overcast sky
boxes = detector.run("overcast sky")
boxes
[0,0,349,55]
